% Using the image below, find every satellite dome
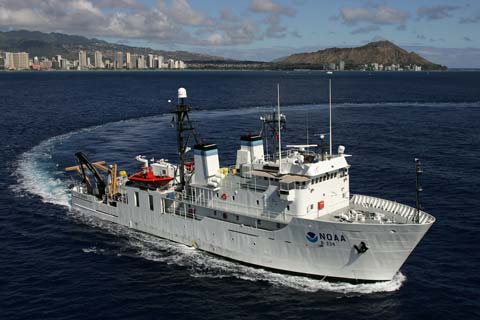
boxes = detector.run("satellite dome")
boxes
[178,87,187,99]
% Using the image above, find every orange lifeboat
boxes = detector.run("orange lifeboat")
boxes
[129,166,173,187]
[128,155,174,187]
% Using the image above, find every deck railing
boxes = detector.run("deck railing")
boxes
[350,194,435,224]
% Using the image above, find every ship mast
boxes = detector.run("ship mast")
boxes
[415,158,423,223]
[328,74,333,155]
[171,88,200,191]
[277,83,282,173]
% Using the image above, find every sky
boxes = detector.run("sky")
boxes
[0,0,479,67]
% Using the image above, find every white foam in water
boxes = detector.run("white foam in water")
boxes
[13,114,407,294]
[82,246,106,254]
[12,131,78,208]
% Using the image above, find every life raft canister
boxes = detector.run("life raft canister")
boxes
[221,193,228,200]
[318,201,325,210]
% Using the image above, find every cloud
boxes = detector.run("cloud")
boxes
[249,0,295,17]
[459,13,480,23]
[169,0,214,27]
[417,34,426,40]
[350,25,380,34]
[95,0,145,10]
[417,5,459,20]
[264,14,288,38]
[291,30,302,38]
[463,36,472,41]
[340,5,409,25]
[404,45,480,68]
[0,0,297,47]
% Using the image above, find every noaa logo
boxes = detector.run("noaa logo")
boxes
[306,232,318,243]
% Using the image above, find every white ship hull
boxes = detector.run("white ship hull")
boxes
[71,189,433,282]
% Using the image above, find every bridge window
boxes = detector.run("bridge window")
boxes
[134,192,139,207]
[149,195,154,211]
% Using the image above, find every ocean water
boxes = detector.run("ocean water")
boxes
[1,71,479,319]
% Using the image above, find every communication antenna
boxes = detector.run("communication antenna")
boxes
[306,109,309,151]
[277,83,282,173]
[414,158,423,223]
[328,73,333,155]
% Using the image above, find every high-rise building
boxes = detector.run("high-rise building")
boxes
[94,51,104,68]
[137,55,145,69]
[157,55,164,68]
[168,59,175,69]
[114,51,124,69]
[148,54,154,68]
[5,52,30,70]
[60,58,68,70]
[78,50,88,69]
[339,60,345,71]
[125,52,132,69]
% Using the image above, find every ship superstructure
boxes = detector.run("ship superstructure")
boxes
[66,87,435,282]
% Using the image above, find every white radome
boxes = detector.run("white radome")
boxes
[178,87,187,99]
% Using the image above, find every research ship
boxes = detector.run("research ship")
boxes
[66,87,435,282]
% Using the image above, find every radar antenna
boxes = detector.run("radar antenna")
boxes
[259,90,286,162]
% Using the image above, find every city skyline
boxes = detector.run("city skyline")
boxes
[0,1,479,67]
[0,49,187,71]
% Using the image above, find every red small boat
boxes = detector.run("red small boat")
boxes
[128,155,174,187]
[129,166,174,187]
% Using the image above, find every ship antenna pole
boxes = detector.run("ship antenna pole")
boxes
[415,158,423,223]
[277,83,282,174]
[329,76,333,156]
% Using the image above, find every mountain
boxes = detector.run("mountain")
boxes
[277,41,446,70]
[0,30,225,62]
